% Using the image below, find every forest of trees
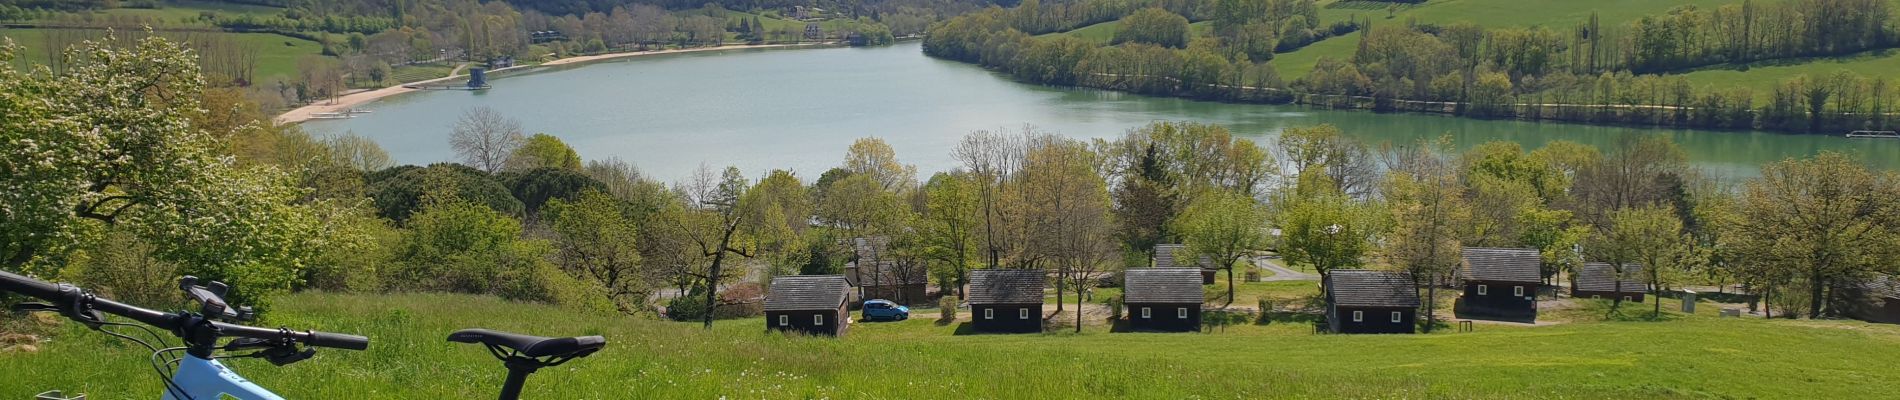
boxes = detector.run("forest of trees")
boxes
[6,36,1896,332]
[926,0,1900,134]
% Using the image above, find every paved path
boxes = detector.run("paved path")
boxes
[1252,257,1319,281]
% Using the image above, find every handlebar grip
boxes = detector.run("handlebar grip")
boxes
[0,270,62,301]
[306,331,370,351]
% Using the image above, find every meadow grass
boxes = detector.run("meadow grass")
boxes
[0,28,322,82]
[6,291,1898,399]
[1675,48,1900,102]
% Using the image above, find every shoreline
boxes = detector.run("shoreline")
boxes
[275,42,834,124]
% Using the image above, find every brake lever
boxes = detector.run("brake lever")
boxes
[260,344,316,366]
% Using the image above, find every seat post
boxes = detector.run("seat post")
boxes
[497,357,543,400]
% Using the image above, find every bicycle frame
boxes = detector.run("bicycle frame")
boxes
[160,355,283,400]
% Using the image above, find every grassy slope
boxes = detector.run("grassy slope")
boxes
[1038,21,1216,44]
[0,28,322,82]
[1676,48,1900,101]
[4,291,1899,399]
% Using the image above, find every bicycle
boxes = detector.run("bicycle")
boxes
[1,270,605,400]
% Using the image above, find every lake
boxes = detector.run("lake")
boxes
[302,41,1900,182]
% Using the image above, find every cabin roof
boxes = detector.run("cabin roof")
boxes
[1154,244,1215,269]
[1576,263,1647,293]
[764,275,851,311]
[1328,270,1419,308]
[968,269,1046,305]
[1865,273,1900,300]
[1460,247,1543,283]
[1124,268,1205,304]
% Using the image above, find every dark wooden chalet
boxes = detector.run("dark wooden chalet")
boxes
[1123,268,1205,332]
[844,261,929,306]
[1575,262,1647,302]
[968,269,1047,333]
[764,275,852,336]
[844,236,929,306]
[1154,244,1217,284]
[1458,247,1541,322]
[1326,270,1419,334]
[1846,273,1900,324]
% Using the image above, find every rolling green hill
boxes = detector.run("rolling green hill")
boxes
[0,28,323,82]
[3,291,1897,398]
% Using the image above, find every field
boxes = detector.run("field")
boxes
[3,287,1898,399]
[0,27,323,82]
[1676,48,1900,101]
[48,0,284,27]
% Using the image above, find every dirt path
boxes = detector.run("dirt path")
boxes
[1253,257,1319,281]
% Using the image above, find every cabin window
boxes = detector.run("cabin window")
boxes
[983,309,994,320]
[1177,307,1188,319]
[1622,296,1632,302]
[814,314,824,326]
[1391,311,1402,323]
[1477,285,1488,295]
[1352,311,1363,322]
[1141,307,1152,318]
[1513,286,1525,297]
[778,315,788,326]
[1019,308,1030,319]
[1592,295,1601,299]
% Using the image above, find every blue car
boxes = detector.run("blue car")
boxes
[861,299,910,322]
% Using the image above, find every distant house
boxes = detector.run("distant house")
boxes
[1326,270,1419,334]
[1845,273,1900,324]
[844,261,929,306]
[764,275,852,336]
[1153,244,1217,284]
[804,22,823,39]
[1575,263,1647,302]
[1458,247,1541,322]
[1123,268,1204,332]
[968,269,1046,333]
[844,237,929,306]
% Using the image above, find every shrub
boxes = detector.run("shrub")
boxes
[1108,295,1123,319]
[70,231,182,309]
[939,296,958,321]
[385,200,544,297]
[665,291,709,322]
[714,283,765,319]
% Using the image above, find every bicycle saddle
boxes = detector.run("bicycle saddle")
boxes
[447,328,605,359]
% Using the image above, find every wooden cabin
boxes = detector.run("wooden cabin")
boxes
[1457,247,1542,322]
[764,275,852,336]
[1326,270,1419,334]
[968,269,1046,333]
[845,237,929,306]
[1154,244,1217,284]
[1575,263,1647,302]
[1123,268,1205,332]
[1846,273,1900,324]
[845,261,929,306]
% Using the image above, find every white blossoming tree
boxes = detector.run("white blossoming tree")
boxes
[1,34,326,310]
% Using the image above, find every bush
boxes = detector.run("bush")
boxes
[69,231,182,309]
[1108,295,1123,319]
[939,296,958,321]
[532,262,618,314]
[385,200,544,297]
[665,291,709,321]
[714,282,765,319]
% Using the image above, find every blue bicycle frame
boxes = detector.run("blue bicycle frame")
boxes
[160,355,282,400]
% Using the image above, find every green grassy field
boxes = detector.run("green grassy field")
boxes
[61,0,284,26]
[4,290,1898,399]
[1676,48,1900,102]
[0,28,322,82]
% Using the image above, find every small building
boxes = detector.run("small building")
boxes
[845,261,930,306]
[968,269,1046,333]
[1846,273,1900,324]
[1458,247,1542,322]
[1326,270,1419,334]
[804,23,823,39]
[1122,268,1204,332]
[1574,263,1647,302]
[764,275,852,336]
[843,237,929,306]
[1154,244,1217,284]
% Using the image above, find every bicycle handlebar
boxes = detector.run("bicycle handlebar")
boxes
[0,270,369,351]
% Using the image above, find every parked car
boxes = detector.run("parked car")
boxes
[861,299,910,322]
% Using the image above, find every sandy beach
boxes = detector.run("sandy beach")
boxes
[275,42,828,124]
